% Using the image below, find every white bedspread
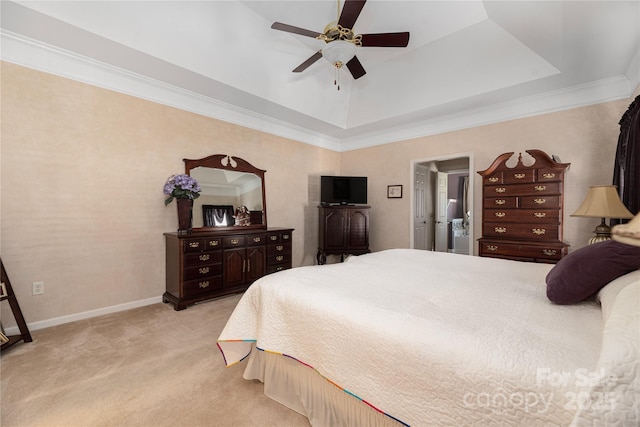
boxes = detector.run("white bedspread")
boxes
[218,249,608,425]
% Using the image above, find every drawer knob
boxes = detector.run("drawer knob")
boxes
[276,255,284,262]
[270,235,278,241]
[542,173,556,179]
[488,177,499,183]
[533,212,546,218]
[486,245,499,251]
[495,199,506,205]
[532,228,546,235]
[534,198,546,204]
[189,242,200,248]
[209,241,219,247]
[494,226,507,233]
[230,239,239,245]
[253,237,262,243]
[514,173,525,179]
[534,185,547,191]
[494,212,506,218]
[283,235,290,240]
[542,249,556,256]
[199,281,210,288]
[495,187,506,193]
[276,245,284,251]
[199,267,210,274]
[199,254,210,261]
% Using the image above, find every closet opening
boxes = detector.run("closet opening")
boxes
[411,153,474,255]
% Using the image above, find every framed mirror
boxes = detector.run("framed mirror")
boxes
[184,154,267,231]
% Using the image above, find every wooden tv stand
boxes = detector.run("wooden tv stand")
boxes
[317,205,370,265]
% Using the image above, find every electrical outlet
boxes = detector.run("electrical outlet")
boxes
[32,281,44,295]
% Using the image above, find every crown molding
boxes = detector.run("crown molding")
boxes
[1,30,343,152]
[339,75,633,151]
[2,30,635,154]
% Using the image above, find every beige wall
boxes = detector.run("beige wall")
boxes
[1,62,340,327]
[341,99,633,254]
[1,61,636,329]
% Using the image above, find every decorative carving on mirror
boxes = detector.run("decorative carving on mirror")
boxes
[184,154,267,231]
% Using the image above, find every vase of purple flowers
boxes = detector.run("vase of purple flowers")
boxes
[163,174,201,233]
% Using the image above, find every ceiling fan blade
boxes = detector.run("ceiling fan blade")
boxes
[346,56,366,80]
[293,50,323,73]
[271,22,322,39]
[359,32,410,47]
[338,0,366,29]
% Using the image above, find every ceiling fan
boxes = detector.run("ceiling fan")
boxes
[271,0,410,89]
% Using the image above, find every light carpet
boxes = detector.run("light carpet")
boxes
[1,293,309,427]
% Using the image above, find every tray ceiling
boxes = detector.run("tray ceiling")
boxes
[2,1,639,151]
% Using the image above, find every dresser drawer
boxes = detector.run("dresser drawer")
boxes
[480,241,565,261]
[484,173,503,185]
[484,209,560,224]
[267,230,292,243]
[266,264,290,274]
[484,197,517,208]
[267,252,291,266]
[223,235,246,248]
[268,243,291,256]
[519,196,561,209]
[184,263,223,281]
[537,169,564,182]
[247,233,267,246]
[485,182,560,197]
[185,251,222,267]
[183,237,222,253]
[503,170,535,184]
[483,223,560,240]
[182,276,223,298]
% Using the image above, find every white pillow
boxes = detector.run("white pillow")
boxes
[597,269,640,322]
[571,271,639,426]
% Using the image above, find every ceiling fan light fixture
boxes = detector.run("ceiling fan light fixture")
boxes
[322,40,356,67]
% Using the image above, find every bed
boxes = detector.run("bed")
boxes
[217,249,639,426]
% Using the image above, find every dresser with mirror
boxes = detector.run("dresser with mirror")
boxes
[163,154,293,310]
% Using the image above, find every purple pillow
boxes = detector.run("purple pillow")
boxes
[546,240,640,304]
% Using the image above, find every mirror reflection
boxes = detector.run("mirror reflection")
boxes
[190,167,264,228]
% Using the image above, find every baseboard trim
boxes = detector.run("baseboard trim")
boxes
[3,296,164,336]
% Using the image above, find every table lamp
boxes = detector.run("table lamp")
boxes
[571,185,634,244]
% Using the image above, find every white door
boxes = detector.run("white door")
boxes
[413,165,428,250]
[434,172,449,252]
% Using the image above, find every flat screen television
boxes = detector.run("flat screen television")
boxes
[320,176,368,205]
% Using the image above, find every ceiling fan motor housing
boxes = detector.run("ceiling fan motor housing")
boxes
[321,24,362,46]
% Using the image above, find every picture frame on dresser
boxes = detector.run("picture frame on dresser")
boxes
[477,149,571,263]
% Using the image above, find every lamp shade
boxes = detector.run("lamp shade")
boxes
[571,185,634,219]
[322,40,356,66]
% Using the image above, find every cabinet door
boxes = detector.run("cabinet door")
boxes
[324,209,348,250]
[347,209,369,250]
[246,246,266,283]
[223,248,245,287]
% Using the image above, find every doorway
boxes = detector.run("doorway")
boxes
[411,153,474,255]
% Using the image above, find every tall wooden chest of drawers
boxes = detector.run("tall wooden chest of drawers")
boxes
[478,150,570,263]
[164,227,293,310]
